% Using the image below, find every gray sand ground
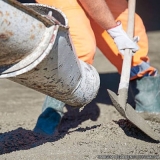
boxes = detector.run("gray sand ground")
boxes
[0,2,160,159]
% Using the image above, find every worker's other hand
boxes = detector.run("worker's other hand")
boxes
[107,21,139,55]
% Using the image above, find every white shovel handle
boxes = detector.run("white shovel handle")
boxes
[118,0,136,90]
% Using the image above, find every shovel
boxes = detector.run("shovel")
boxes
[107,0,160,141]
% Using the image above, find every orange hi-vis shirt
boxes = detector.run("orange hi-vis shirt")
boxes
[36,0,157,79]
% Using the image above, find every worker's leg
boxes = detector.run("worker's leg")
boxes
[35,0,97,134]
[88,0,159,113]
[33,96,65,135]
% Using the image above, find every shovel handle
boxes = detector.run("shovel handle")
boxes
[118,0,136,90]
[127,0,136,38]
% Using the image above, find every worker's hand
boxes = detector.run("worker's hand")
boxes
[107,21,139,55]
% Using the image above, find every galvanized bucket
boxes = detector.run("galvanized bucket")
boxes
[0,1,100,107]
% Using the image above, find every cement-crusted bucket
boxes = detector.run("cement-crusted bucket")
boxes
[0,2,100,107]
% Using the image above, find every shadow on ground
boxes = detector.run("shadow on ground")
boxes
[0,128,56,155]
[0,72,158,155]
[113,119,159,143]
[0,73,117,155]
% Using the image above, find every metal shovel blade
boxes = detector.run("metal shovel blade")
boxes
[107,89,160,141]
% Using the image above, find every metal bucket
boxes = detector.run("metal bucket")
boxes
[0,2,100,107]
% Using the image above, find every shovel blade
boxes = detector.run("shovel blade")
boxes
[107,89,160,141]
[107,89,126,118]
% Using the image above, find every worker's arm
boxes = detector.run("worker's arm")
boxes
[78,0,139,54]
[78,0,116,30]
